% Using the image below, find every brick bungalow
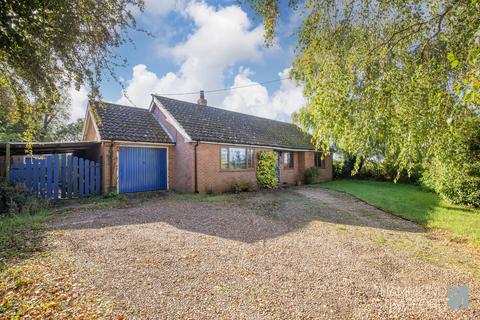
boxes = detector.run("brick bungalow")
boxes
[82,93,332,193]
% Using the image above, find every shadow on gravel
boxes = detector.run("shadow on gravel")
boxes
[50,189,423,243]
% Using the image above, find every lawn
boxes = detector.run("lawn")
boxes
[0,210,51,268]
[312,180,480,246]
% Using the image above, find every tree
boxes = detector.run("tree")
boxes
[249,0,480,206]
[51,119,85,142]
[0,0,144,143]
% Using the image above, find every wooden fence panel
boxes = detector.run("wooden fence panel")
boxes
[46,156,52,198]
[89,162,95,196]
[53,154,59,201]
[61,155,67,198]
[33,159,39,195]
[25,158,32,191]
[84,159,90,196]
[73,157,78,196]
[95,164,101,195]
[18,161,24,184]
[68,155,73,197]
[79,158,84,196]
[10,163,16,183]
[40,159,46,197]
[9,153,101,201]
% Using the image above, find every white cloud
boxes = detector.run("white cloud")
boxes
[116,2,304,122]
[222,67,305,122]
[69,85,89,121]
[144,0,184,16]
[117,2,265,107]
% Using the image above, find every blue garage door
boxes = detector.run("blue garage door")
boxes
[118,147,167,193]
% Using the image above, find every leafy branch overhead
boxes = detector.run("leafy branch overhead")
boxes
[0,0,144,142]
[249,0,480,206]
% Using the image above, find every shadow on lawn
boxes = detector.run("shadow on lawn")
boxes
[50,188,424,243]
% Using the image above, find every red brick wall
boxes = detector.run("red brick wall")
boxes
[196,144,332,193]
[196,143,265,193]
[304,151,333,182]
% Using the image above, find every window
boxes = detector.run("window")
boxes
[247,148,254,168]
[220,148,229,169]
[220,147,254,170]
[314,152,325,168]
[284,152,294,168]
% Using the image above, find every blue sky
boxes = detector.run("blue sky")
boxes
[70,0,305,123]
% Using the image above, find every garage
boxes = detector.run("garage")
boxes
[118,146,168,193]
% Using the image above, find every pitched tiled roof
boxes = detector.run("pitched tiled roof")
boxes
[153,96,314,150]
[93,102,173,143]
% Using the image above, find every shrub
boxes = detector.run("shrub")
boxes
[422,160,480,208]
[232,181,250,193]
[333,159,345,179]
[420,126,480,208]
[0,182,48,216]
[304,167,320,184]
[256,151,278,189]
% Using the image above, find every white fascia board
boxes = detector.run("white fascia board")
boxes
[81,105,89,140]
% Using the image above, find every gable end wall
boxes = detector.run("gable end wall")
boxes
[151,103,195,193]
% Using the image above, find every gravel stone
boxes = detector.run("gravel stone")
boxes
[48,188,480,319]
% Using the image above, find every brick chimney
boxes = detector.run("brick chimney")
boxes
[197,90,207,106]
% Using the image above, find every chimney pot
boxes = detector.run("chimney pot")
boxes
[197,90,207,106]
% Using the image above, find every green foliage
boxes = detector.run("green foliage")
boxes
[314,180,480,246]
[50,119,84,142]
[0,0,144,142]
[0,209,51,263]
[256,151,278,189]
[332,160,345,179]
[232,181,251,193]
[249,0,480,207]
[0,182,48,216]
[304,167,319,184]
[102,191,128,202]
[0,181,50,265]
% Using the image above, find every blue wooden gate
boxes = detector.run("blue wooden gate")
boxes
[10,154,101,201]
[118,147,167,193]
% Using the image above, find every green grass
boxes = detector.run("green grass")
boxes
[312,180,480,246]
[0,210,51,269]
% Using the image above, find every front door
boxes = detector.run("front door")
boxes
[275,151,281,184]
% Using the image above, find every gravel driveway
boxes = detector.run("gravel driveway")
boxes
[48,188,479,319]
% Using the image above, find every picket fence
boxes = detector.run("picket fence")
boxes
[10,154,101,201]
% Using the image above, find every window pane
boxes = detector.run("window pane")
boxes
[221,148,229,169]
[314,152,325,168]
[284,152,294,168]
[284,152,290,165]
[247,149,254,168]
[229,147,246,169]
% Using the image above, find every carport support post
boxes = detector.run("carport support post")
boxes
[5,143,10,183]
